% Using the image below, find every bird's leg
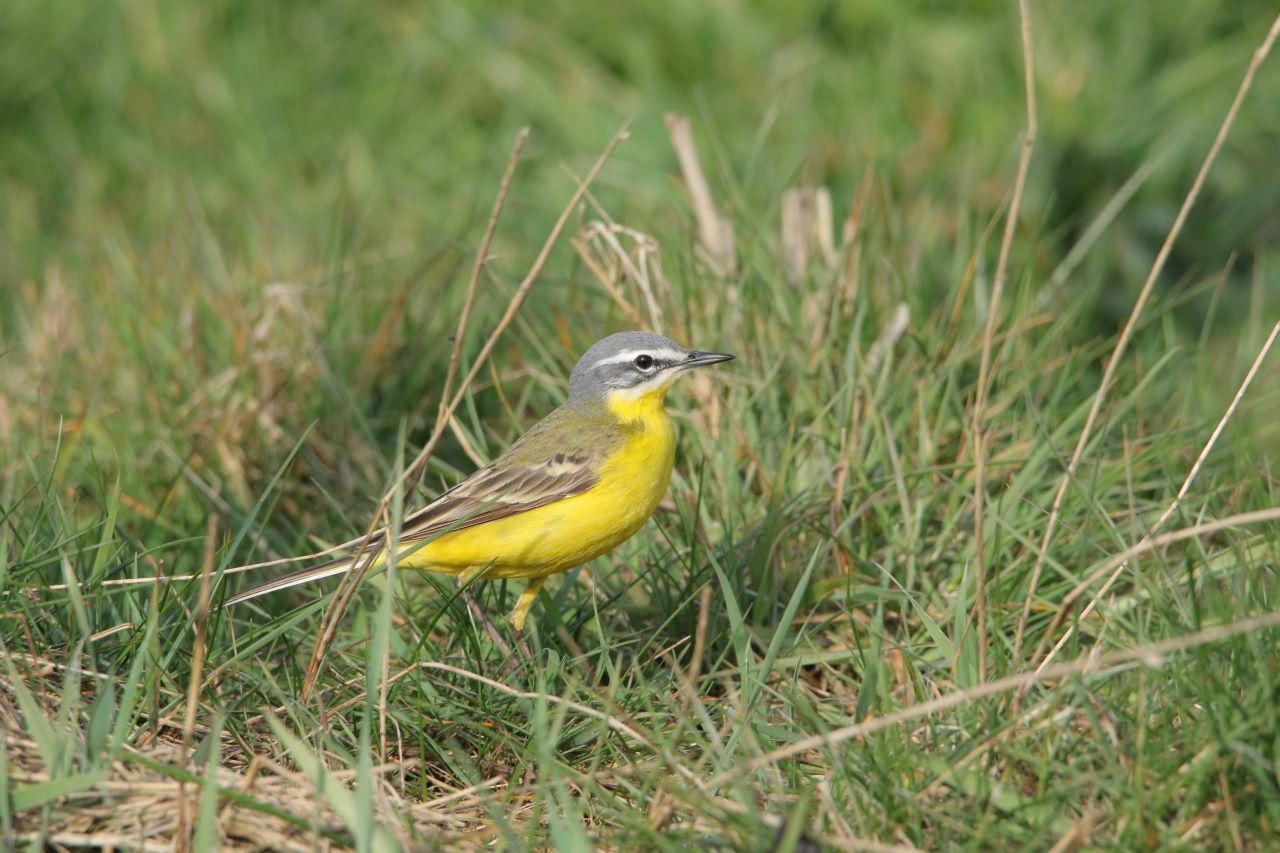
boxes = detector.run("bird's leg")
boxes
[507,577,545,663]
[458,573,513,659]
[509,577,545,634]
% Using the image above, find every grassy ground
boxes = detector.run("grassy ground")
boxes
[4,1,1280,849]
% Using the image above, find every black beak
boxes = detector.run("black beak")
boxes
[683,350,736,367]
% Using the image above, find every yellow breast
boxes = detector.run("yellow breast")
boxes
[406,390,676,578]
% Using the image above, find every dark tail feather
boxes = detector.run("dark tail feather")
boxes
[223,551,379,606]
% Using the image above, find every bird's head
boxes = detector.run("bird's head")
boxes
[568,331,734,413]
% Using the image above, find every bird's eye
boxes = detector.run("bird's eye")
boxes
[634,354,655,370]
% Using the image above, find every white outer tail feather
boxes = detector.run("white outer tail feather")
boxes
[222,552,380,606]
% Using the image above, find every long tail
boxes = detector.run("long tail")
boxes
[223,550,382,606]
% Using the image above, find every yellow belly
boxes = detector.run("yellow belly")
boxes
[400,409,676,579]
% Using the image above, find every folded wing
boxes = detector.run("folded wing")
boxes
[224,445,603,606]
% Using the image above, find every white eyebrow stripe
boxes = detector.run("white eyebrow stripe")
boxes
[594,347,688,367]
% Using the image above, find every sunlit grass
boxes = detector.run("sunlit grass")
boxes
[3,1,1280,849]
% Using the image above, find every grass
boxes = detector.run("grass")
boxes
[3,0,1280,849]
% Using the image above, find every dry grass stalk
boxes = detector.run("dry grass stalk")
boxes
[1015,11,1280,661]
[712,601,1280,787]
[781,186,837,285]
[664,113,736,276]
[573,220,671,331]
[865,304,910,375]
[971,0,1037,682]
[1026,320,1280,680]
[0,682,491,850]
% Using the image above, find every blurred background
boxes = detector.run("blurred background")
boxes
[4,0,1277,472]
[3,3,1280,845]
[4,1,1276,311]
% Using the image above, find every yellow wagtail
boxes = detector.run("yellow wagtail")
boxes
[226,331,734,631]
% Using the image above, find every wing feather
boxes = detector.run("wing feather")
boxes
[225,404,625,605]
[396,450,598,543]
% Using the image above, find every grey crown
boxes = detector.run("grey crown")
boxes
[568,331,689,404]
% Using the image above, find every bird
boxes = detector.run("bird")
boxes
[225,331,734,633]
